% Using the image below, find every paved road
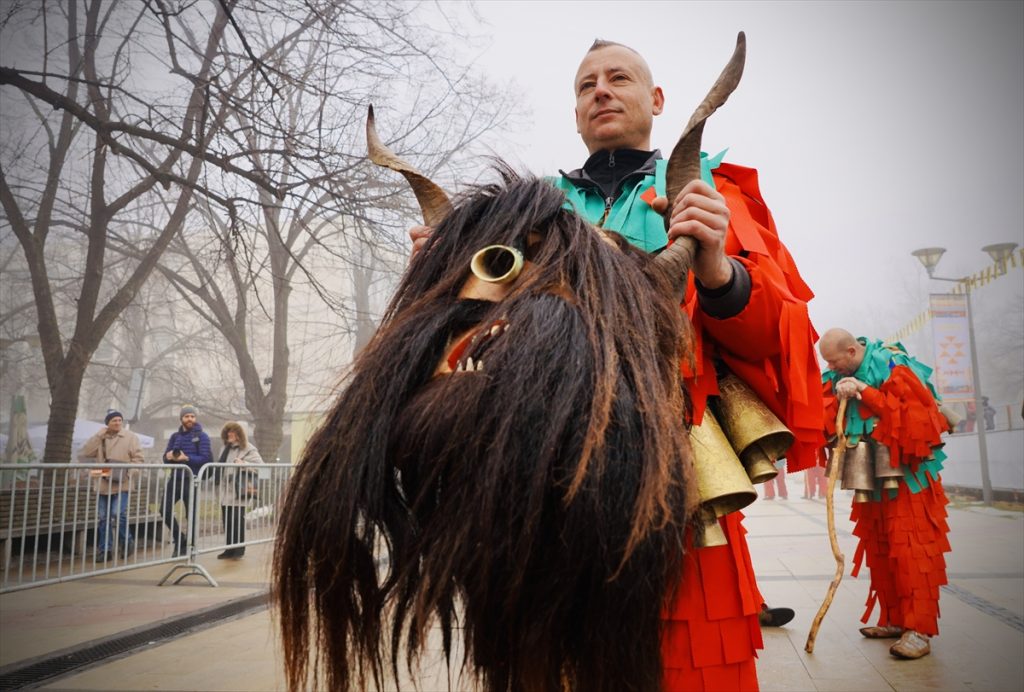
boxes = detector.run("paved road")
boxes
[1,492,1021,691]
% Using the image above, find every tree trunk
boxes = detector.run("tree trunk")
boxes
[42,363,86,464]
[252,413,285,464]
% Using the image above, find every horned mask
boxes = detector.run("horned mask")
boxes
[275,33,745,692]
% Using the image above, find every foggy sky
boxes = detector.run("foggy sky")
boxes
[449,0,1023,348]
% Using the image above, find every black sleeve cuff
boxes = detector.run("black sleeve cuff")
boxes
[695,257,751,320]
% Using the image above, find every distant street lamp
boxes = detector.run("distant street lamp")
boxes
[911,242,1018,505]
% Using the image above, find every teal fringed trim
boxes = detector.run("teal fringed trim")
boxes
[874,448,946,500]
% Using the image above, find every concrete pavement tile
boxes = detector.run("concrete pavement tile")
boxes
[10,502,1024,691]
[757,630,816,692]
[812,676,894,691]
[950,577,1024,617]
[41,611,286,691]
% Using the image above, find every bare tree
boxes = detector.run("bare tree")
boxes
[1,1,511,461]
[0,1,249,462]
[140,3,514,458]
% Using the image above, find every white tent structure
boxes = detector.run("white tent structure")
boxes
[27,420,155,462]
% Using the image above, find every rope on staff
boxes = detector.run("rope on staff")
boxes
[805,398,848,653]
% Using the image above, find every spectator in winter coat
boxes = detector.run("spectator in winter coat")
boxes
[215,422,263,559]
[79,410,144,562]
[161,404,212,556]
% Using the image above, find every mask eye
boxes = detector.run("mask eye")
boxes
[470,245,523,284]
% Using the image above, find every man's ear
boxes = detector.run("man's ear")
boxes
[651,86,665,116]
[574,107,581,133]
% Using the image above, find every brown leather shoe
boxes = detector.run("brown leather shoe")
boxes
[859,625,904,639]
[890,630,931,659]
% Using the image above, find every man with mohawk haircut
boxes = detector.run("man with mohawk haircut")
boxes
[552,39,824,690]
[404,36,824,692]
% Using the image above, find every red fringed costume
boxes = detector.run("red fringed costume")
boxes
[823,342,951,637]
[661,163,824,691]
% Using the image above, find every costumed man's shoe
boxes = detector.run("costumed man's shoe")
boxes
[758,606,795,627]
[859,625,904,639]
[890,630,931,659]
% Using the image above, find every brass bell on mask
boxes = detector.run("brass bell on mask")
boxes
[689,409,758,547]
[713,373,795,485]
[841,441,875,503]
[871,439,902,491]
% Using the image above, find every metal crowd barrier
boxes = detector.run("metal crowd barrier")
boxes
[0,462,294,592]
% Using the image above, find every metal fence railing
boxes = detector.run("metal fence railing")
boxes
[0,462,294,592]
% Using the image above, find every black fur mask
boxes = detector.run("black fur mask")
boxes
[275,171,696,691]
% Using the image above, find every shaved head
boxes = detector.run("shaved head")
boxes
[819,328,864,376]
[820,328,856,353]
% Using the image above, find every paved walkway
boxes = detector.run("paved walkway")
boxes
[1,493,1022,691]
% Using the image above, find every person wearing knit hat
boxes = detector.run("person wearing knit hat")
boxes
[79,409,143,562]
[162,403,213,557]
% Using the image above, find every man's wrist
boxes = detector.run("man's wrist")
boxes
[696,256,734,290]
[696,257,750,320]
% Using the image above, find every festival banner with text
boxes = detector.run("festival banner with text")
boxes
[929,293,974,402]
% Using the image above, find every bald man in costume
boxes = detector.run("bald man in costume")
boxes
[820,328,951,660]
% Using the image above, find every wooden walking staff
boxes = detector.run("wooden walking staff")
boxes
[805,398,849,653]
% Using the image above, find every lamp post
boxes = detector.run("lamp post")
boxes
[911,242,1018,506]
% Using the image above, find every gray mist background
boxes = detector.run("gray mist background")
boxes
[456,0,1023,369]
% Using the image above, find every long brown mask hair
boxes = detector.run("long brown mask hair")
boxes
[274,169,697,691]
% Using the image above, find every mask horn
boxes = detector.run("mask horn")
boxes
[654,32,746,294]
[366,105,452,227]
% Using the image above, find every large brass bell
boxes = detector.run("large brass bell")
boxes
[841,441,875,503]
[694,506,728,548]
[871,439,901,491]
[689,409,758,546]
[714,373,794,485]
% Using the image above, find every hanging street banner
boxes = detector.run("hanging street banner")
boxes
[929,293,974,402]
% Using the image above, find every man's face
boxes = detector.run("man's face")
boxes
[820,343,861,377]
[574,45,664,154]
[181,413,196,430]
[106,416,123,433]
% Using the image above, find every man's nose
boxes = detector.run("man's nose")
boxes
[593,78,612,100]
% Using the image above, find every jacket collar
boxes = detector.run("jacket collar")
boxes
[560,148,661,198]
